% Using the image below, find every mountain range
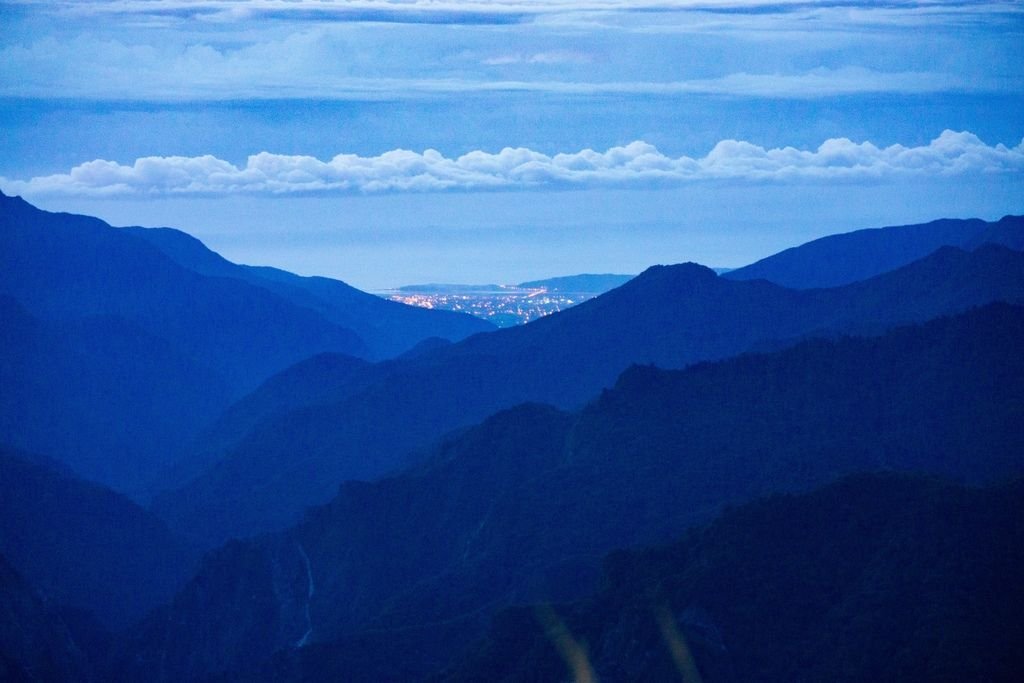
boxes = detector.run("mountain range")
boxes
[0,553,96,683]
[125,225,492,359]
[725,215,1024,288]
[440,472,1024,683]
[155,240,1024,544]
[122,303,1024,681]
[2,193,1023,682]
[0,191,491,494]
[0,448,199,631]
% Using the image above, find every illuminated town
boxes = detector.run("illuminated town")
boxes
[380,275,636,327]
[382,286,582,327]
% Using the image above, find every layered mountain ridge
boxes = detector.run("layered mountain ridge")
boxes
[124,225,493,359]
[0,191,491,494]
[3,194,1023,682]
[725,214,1024,288]
[440,472,1024,683]
[125,303,1024,681]
[156,241,1024,544]
[0,448,200,630]
[0,554,96,683]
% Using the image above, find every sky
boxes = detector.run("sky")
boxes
[1,0,1022,290]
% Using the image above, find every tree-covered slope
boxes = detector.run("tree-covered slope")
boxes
[0,192,371,492]
[0,449,200,631]
[157,244,1024,544]
[129,304,1024,681]
[0,554,97,683]
[442,473,1024,682]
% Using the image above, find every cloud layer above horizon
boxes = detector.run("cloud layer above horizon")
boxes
[3,0,1022,103]
[4,130,1021,198]
[17,0,1020,21]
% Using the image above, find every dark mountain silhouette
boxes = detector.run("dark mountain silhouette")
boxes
[155,244,1024,544]
[0,192,488,493]
[397,335,454,359]
[0,192,368,391]
[124,304,1024,681]
[0,192,372,491]
[439,473,1024,683]
[0,296,232,491]
[124,226,493,359]
[0,448,200,631]
[964,215,1024,251]
[0,554,98,683]
[153,353,373,495]
[725,214,1023,288]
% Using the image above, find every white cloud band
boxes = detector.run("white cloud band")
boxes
[20,1,1022,22]
[3,130,1022,198]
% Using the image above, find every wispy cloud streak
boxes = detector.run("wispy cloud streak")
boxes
[0,1,842,17]
[0,32,1008,100]
[4,130,1021,197]
[14,1,1024,24]
[3,2,1019,101]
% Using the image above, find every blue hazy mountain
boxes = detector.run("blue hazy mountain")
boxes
[0,295,233,491]
[4,193,1024,681]
[0,448,200,631]
[0,192,489,493]
[0,192,368,391]
[725,215,1023,288]
[0,554,97,683]
[4,195,1024,681]
[125,226,493,358]
[155,243,1024,544]
[122,303,1024,681]
[440,473,1024,683]
[964,215,1024,251]
[154,352,373,495]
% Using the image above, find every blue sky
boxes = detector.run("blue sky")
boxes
[1,0,1022,289]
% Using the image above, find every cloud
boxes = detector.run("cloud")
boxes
[18,1,1023,23]
[3,1,1019,102]
[483,50,592,65]
[4,130,1022,198]
[10,1,1023,35]
[0,28,1008,100]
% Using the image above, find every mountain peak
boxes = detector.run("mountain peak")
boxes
[611,262,722,299]
[633,261,719,286]
[0,190,34,213]
[724,215,1022,290]
[123,225,237,277]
